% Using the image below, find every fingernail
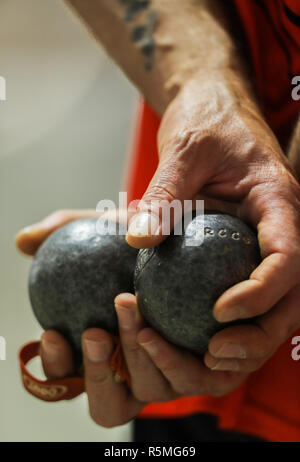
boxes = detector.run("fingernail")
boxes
[211,359,240,371]
[127,213,159,237]
[214,343,247,359]
[115,304,135,330]
[139,340,158,357]
[41,339,61,363]
[215,306,248,322]
[84,339,110,362]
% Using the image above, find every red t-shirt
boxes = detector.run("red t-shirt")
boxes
[126,1,300,442]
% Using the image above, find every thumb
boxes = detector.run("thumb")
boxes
[126,154,208,249]
[15,209,101,256]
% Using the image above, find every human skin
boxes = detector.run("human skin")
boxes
[288,117,300,179]
[64,0,243,115]
[16,0,300,427]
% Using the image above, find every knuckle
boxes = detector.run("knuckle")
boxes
[123,342,140,354]
[141,184,179,214]
[86,371,110,386]
[144,184,177,203]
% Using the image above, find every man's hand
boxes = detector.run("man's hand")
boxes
[125,69,300,374]
[16,71,300,427]
[60,0,300,373]
[16,210,248,427]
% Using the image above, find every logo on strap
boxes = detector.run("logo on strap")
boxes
[23,375,68,400]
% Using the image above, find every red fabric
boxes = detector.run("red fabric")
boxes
[233,0,300,148]
[126,101,159,202]
[285,0,300,15]
[128,1,300,442]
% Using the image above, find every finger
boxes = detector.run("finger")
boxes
[209,284,300,368]
[214,253,300,322]
[208,324,273,361]
[82,328,144,428]
[258,283,300,345]
[115,293,175,402]
[16,209,101,256]
[204,351,264,373]
[138,328,248,397]
[214,186,300,322]
[125,147,213,249]
[40,330,75,379]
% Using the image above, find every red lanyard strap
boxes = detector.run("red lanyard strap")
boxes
[18,338,130,402]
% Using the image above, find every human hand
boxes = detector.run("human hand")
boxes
[16,209,248,427]
[126,69,300,374]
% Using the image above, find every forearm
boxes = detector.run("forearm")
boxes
[64,0,246,115]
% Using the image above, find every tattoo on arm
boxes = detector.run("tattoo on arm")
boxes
[119,0,150,21]
[118,0,157,71]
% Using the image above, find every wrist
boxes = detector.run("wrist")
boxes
[179,66,257,110]
[164,65,271,141]
[143,1,246,115]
